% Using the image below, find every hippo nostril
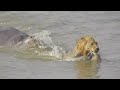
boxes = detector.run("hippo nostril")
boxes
[96,48,99,52]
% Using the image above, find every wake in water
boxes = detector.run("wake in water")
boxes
[14,30,67,60]
[0,29,100,61]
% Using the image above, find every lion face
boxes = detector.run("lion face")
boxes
[75,35,99,60]
[84,40,99,60]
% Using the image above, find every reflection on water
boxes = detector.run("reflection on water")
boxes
[74,59,101,79]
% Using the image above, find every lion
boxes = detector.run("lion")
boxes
[64,35,100,60]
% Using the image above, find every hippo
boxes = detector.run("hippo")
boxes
[0,26,40,48]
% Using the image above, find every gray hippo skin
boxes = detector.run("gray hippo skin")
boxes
[0,26,29,46]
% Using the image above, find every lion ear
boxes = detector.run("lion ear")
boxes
[76,40,87,50]
[76,37,84,44]
[75,40,87,56]
[81,37,85,40]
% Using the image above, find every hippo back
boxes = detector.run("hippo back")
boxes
[0,27,29,46]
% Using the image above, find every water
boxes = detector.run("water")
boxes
[0,11,120,79]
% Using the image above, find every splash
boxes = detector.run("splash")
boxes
[14,30,94,61]
[0,30,99,61]
[15,30,66,60]
[32,30,53,46]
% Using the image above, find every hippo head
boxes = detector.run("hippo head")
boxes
[23,36,42,48]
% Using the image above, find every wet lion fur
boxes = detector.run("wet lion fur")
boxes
[64,35,99,60]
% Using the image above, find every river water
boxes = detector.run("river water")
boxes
[0,11,120,79]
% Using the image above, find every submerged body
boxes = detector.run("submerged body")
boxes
[0,26,40,48]
[0,27,28,46]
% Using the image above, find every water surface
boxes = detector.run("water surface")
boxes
[0,11,120,79]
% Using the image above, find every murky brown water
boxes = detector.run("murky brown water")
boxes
[0,11,120,79]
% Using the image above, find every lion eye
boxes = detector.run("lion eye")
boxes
[87,48,89,50]
[91,43,94,45]
[81,37,84,40]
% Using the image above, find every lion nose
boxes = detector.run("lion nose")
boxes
[95,47,99,53]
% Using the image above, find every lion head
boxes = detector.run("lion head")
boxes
[75,35,99,60]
